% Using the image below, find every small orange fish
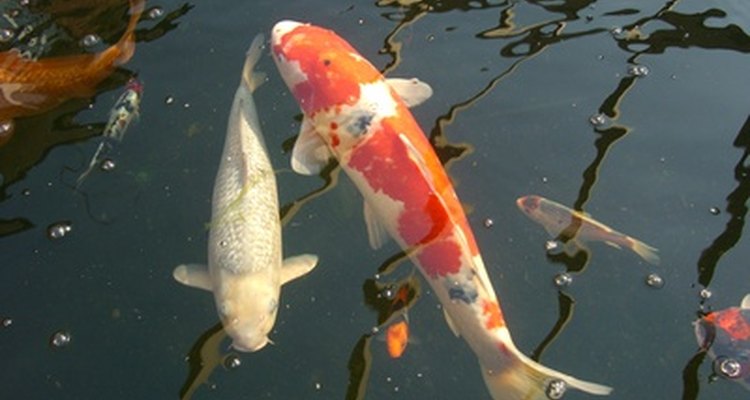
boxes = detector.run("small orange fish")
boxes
[0,0,145,145]
[386,319,409,358]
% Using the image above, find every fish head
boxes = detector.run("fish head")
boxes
[271,20,395,157]
[515,195,542,218]
[215,275,280,352]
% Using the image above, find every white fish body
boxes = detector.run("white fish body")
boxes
[173,35,318,352]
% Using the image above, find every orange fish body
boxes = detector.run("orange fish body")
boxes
[0,0,145,145]
[272,21,612,399]
[386,320,409,358]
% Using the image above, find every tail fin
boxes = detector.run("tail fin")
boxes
[242,34,267,92]
[114,0,146,66]
[631,238,660,265]
[481,352,612,400]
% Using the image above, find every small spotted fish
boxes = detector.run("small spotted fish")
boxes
[76,77,143,187]
[272,21,611,399]
[517,195,660,265]
[695,294,750,389]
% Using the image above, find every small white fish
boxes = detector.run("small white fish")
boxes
[516,195,660,265]
[173,34,318,352]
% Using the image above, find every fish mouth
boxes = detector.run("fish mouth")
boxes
[231,337,270,352]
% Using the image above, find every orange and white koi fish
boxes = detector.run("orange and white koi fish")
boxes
[272,21,612,399]
[0,0,145,145]
[516,195,660,265]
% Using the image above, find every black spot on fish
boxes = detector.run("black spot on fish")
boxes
[347,112,374,137]
[323,59,331,66]
[449,287,477,304]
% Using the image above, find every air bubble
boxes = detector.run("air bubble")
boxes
[546,379,567,399]
[100,159,116,172]
[50,330,71,348]
[223,354,242,370]
[541,176,549,184]
[699,288,712,300]
[80,34,101,48]
[47,221,72,240]
[314,382,322,390]
[645,273,664,289]
[426,34,435,42]
[146,6,164,19]
[483,218,494,228]
[709,207,721,216]
[0,120,14,138]
[627,64,649,77]
[1,318,12,328]
[219,240,228,247]
[553,272,572,288]
[589,113,608,127]
[0,28,14,43]
[164,96,175,105]
[715,357,742,379]
[610,27,627,40]
[545,240,563,254]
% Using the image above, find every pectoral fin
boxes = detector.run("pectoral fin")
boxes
[364,201,389,250]
[741,294,750,309]
[173,264,213,291]
[281,254,319,284]
[291,118,331,175]
[386,78,433,107]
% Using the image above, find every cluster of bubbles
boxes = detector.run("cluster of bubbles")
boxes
[146,7,164,20]
[100,159,116,172]
[589,113,610,128]
[627,64,650,77]
[46,221,72,240]
[545,379,567,399]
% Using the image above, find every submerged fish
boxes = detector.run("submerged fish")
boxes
[0,0,145,145]
[383,283,413,359]
[173,34,318,352]
[516,195,660,265]
[695,294,750,389]
[76,77,143,187]
[272,21,611,399]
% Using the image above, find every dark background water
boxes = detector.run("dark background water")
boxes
[1,0,749,399]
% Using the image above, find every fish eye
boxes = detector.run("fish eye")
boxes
[322,59,331,66]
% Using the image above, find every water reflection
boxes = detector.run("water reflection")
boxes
[0,1,191,235]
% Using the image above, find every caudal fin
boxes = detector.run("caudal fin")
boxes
[630,238,660,265]
[481,352,612,400]
[114,0,146,66]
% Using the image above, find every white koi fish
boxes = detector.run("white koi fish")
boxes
[173,34,318,352]
[517,195,660,265]
[271,21,611,399]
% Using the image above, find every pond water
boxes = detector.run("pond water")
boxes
[1,0,749,399]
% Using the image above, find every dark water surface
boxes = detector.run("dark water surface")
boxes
[1,0,750,399]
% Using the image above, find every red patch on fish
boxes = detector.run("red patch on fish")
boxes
[482,300,505,330]
[273,24,381,114]
[415,239,462,278]
[705,308,750,341]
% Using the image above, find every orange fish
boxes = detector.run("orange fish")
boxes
[0,0,145,145]
[386,319,409,358]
